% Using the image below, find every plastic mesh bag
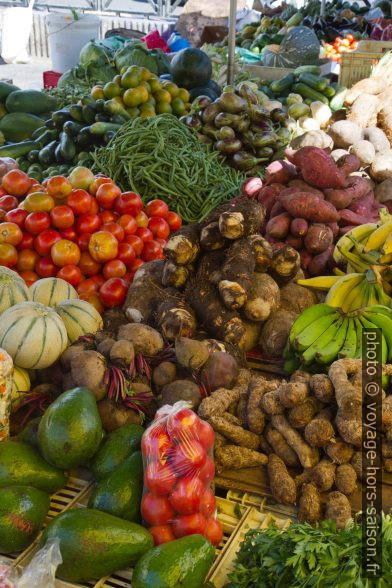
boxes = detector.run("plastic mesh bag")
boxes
[141,401,222,547]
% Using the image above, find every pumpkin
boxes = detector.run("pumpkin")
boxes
[263,26,320,68]
[30,277,78,307]
[55,299,103,344]
[0,302,67,369]
[0,267,31,315]
[11,366,30,412]
[170,48,212,90]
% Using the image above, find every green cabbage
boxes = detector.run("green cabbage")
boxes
[114,41,158,74]
[79,40,114,68]
[150,49,171,75]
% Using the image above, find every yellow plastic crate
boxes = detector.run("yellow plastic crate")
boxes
[339,40,392,88]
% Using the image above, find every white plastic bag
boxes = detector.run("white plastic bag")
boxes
[17,539,62,588]
[1,0,34,64]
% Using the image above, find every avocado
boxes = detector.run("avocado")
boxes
[16,416,41,447]
[38,387,102,469]
[0,441,67,492]
[88,451,143,522]
[0,485,50,553]
[91,423,144,480]
[41,508,154,582]
[132,534,215,588]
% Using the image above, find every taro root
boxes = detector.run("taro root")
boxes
[200,351,239,392]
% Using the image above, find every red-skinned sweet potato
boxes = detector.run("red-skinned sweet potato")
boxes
[257,183,285,213]
[286,235,303,249]
[266,212,292,239]
[308,245,334,276]
[288,180,324,198]
[339,209,374,226]
[324,189,354,210]
[337,153,361,176]
[291,218,308,237]
[265,160,297,185]
[270,201,285,218]
[286,147,347,189]
[345,176,374,200]
[304,224,334,254]
[278,191,340,223]
[348,191,374,216]
[327,222,339,239]
[300,249,313,271]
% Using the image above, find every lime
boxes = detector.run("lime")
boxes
[140,81,152,95]
[149,78,162,94]
[178,88,190,103]
[112,96,125,107]
[113,74,122,86]
[123,88,143,108]
[139,67,151,81]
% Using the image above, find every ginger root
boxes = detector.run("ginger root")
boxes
[268,454,297,505]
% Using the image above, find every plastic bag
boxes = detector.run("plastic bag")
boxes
[17,539,62,588]
[0,561,18,588]
[141,401,222,547]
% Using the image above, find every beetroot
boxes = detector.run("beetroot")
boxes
[242,176,263,198]
[285,147,347,189]
[304,224,334,254]
[265,160,297,185]
[278,191,340,223]
[200,351,239,392]
[266,213,292,239]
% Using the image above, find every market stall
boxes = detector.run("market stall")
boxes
[0,2,391,585]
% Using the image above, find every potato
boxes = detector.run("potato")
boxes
[375,178,392,203]
[349,140,376,166]
[160,379,201,409]
[291,130,333,150]
[98,398,142,432]
[117,323,164,356]
[363,127,390,153]
[328,120,363,149]
[370,150,392,182]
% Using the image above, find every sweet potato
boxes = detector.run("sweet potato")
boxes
[290,218,308,237]
[345,175,374,200]
[242,176,263,198]
[286,235,303,249]
[308,245,334,277]
[265,212,292,240]
[257,183,285,214]
[336,153,360,176]
[269,201,285,218]
[348,191,374,216]
[350,140,376,166]
[278,191,340,223]
[328,120,363,148]
[289,147,348,189]
[288,180,324,198]
[304,224,334,254]
[339,208,374,226]
[324,188,354,210]
[265,160,297,185]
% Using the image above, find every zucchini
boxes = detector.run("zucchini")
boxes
[59,132,76,162]
[52,108,72,128]
[45,119,56,129]
[109,114,127,125]
[298,73,327,92]
[16,158,29,172]
[75,127,92,148]
[32,125,47,140]
[293,65,322,77]
[69,105,84,122]
[270,73,295,95]
[28,164,43,174]
[55,143,64,163]
[35,129,59,147]
[63,121,84,136]
[0,140,40,158]
[292,83,329,104]
[329,85,347,111]
[38,140,58,165]
[89,122,121,135]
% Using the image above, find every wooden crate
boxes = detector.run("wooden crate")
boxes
[339,40,392,88]
[243,59,333,82]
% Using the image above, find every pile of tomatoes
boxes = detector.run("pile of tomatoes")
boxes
[0,167,182,310]
[324,33,359,63]
[140,405,223,547]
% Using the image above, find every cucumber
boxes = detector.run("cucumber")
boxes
[292,83,329,105]
[63,121,84,136]
[80,96,96,107]
[298,73,327,92]
[35,129,59,147]
[322,85,336,98]
[270,73,295,95]
[38,140,58,165]
[0,140,40,158]
[293,65,322,77]
[104,100,131,120]
[329,85,347,111]
[59,132,76,162]
[89,122,121,135]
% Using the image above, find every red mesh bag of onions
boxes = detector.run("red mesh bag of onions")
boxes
[140,401,222,547]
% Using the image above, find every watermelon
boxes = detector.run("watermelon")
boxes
[170,48,212,90]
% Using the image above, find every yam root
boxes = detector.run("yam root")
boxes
[269,245,301,286]
[214,432,227,449]
[123,260,165,323]
[215,445,267,472]
[218,198,265,240]
[310,374,334,404]
[298,483,322,524]
[259,309,297,358]
[155,296,196,341]
[310,459,336,492]
[246,375,268,435]
[335,464,357,495]
[209,415,260,450]
[278,283,317,314]
[350,451,363,480]
[304,411,335,447]
[268,454,297,505]
[199,222,227,250]
[278,381,309,408]
[287,397,319,429]
[326,438,354,465]
[219,238,256,310]
[261,389,284,415]
[265,426,299,467]
[325,491,352,529]
[198,369,251,420]
[222,413,243,426]
[243,273,280,322]
[164,224,200,266]
[271,414,319,468]
[249,234,274,272]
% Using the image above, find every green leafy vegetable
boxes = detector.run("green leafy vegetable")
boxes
[114,41,158,74]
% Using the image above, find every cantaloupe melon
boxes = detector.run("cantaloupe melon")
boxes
[0,267,31,315]
[55,299,103,344]
[0,301,68,369]
[11,366,30,411]
[30,277,78,307]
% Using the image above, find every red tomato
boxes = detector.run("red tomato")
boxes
[115,192,143,216]
[27,183,44,194]
[77,233,91,251]
[76,213,102,234]
[200,488,216,518]
[171,441,206,476]
[19,270,38,286]
[96,183,121,210]
[148,217,170,240]
[99,210,118,224]
[197,420,215,452]
[0,195,18,212]
[128,258,144,273]
[199,457,215,483]
[145,461,177,496]
[5,209,28,227]
[117,242,136,267]
[123,271,134,285]
[35,256,57,277]
[89,176,113,196]
[51,239,81,267]
[89,231,118,263]
[66,189,93,215]
[99,277,127,307]
[57,264,83,286]
[16,248,40,272]
[46,175,72,200]
[101,222,124,242]
[167,211,182,231]
[103,259,126,279]
[24,211,51,235]
[347,33,354,43]
[0,222,22,246]
[60,226,78,242]
[155,238,167,247]
[141,493,174,526]
[86,292,104,314]
[149,525,175,546]
[168,407,200,440]
[2,170,31,197]
[0,187,6,197]
[172,513,206,538]
[118,214,137,235]
[141,424,171,462]
[124,234,143,256]
[169,477,204,515]
[78,251,101,277]
[203,518,223,546]
[77,278,99,299]
[91,273,105,288]
[135,211,149,228]
[142,240,163,261]
[136,227,153,242]
[17,232,34,250]
[34,229,61,257]
[89,198,99,215]
[0,243,17,267]
[145,199,169,219]
[50,205,74,229]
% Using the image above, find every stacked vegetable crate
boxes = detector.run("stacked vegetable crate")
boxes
[339,40,392,87]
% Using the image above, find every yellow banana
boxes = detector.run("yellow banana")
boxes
[333,223,377,263]
[344,281,368,311]
[325,273,365,310]
[333,268,346,276]
[364,220,392,253]
[382,232,392,255]
[296,276,341,291]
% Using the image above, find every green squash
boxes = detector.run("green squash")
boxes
[263,26,320,68]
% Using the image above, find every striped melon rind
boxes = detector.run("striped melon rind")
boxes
[55,299,103,344]
[12,366,31,411]
[30,277,78,307]
[0,267,31,315]
[0,301,68,369]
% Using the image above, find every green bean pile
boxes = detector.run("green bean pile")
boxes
[90,114,244,223]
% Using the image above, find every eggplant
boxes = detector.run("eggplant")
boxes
[218,126,236,141]
[250,120,273,134]
[215,138,242,154]
[256,146,274,158]
[181,114,203,131]
[237,83,258,105]
[197,133,213,145]
[216,92,247,114]
[271,109,287,123]
[202,124,219,140]
[214,112,241,129]
[275,127,291,144]
[236,116,251,134]
[232,151,263,171]
[248,104,271,122]
[192,95,212,111]
[251,132,277,148]
[202,103,222,124]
